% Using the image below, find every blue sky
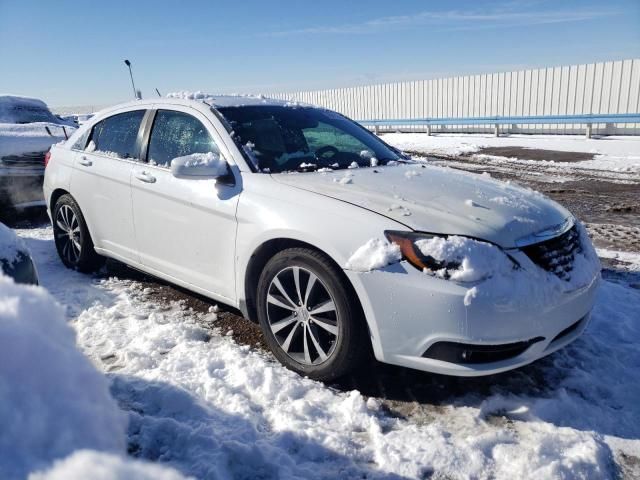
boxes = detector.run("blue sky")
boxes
[1,0,639,107]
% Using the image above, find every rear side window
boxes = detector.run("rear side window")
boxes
[87,110,145,159]
[147,110,218,167]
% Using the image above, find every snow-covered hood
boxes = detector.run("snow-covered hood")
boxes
[272,163,571,249]
[0,123,73,163]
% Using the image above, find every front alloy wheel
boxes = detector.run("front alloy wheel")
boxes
[257,248,367,381]
[266,266,339,365]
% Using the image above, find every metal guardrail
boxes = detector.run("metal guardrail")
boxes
[358,113,640,138]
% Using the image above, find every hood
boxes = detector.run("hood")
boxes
[271,163,571,249]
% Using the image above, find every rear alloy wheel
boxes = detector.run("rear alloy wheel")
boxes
[53,194,104,272]
[256,248,367,381]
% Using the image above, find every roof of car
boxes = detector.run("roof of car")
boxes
[88,93,312,121]
[166,92,294,108]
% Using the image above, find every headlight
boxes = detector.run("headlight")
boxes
[385,230,517,282]
[384,230,460,273]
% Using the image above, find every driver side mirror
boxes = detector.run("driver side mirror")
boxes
[170,152,235,185]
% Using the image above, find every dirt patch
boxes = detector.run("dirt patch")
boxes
[103,259,270,352]
[477,146,595,162]
[147,282,269,351]
[535,181,640,231]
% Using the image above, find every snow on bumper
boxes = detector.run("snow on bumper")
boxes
[346,259,599,376]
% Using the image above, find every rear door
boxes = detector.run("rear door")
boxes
[130,107,240,301]
[70,109,146,263]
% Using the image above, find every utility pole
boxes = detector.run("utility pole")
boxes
[123,59,140,99]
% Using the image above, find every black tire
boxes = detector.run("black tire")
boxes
[52,194,104,273]
[256,247,367,381]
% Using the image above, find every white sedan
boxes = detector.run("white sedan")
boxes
[43,95,600,380]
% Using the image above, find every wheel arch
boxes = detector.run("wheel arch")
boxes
[50,189,98,247]
[242,238,366,330]
[49,188,70,214]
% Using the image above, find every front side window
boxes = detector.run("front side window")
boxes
[217,106,401,173]
[87,110,145,159]
[147,110,219,167]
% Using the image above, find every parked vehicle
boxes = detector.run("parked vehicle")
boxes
[43,96,599,380]
[0,222,38,285]
[0,95,76,214]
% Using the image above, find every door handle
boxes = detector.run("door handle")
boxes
[78,156,92,167]
[134,171,157,184]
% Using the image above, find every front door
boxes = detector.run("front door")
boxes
[130,107,240,302]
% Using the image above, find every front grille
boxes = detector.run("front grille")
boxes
[521,225,582,280]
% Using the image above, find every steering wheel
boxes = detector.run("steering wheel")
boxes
[314,145,340,162]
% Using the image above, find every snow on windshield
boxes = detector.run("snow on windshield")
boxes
[217,105,402,173]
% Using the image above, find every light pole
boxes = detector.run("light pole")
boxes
[123,59,140,99]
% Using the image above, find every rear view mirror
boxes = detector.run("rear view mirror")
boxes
[170,152,233,183]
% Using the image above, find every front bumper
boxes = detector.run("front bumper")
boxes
[346,259,599,376]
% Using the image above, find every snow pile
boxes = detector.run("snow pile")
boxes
[0,222,26,264]
[0,276,127,479]
[415,235,515,283]
[345,238,401,272]
[29,451,188,480]
[416,222,600,307]
[166,91,279,108]
[333,172,353,184]
[170,152,228,177]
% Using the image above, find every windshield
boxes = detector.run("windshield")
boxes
[217,105,402,173]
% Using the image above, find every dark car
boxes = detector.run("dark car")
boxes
[0,222,38,285]
[0,95,76,215]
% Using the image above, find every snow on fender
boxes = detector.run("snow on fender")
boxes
[345,238,401,272]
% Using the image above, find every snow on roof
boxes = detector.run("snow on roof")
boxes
[0,95,58,124]
[166,91,297,108]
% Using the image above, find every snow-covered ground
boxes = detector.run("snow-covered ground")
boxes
[0,268,188,479]
[8,225,640,479]
[383,133,640,180]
